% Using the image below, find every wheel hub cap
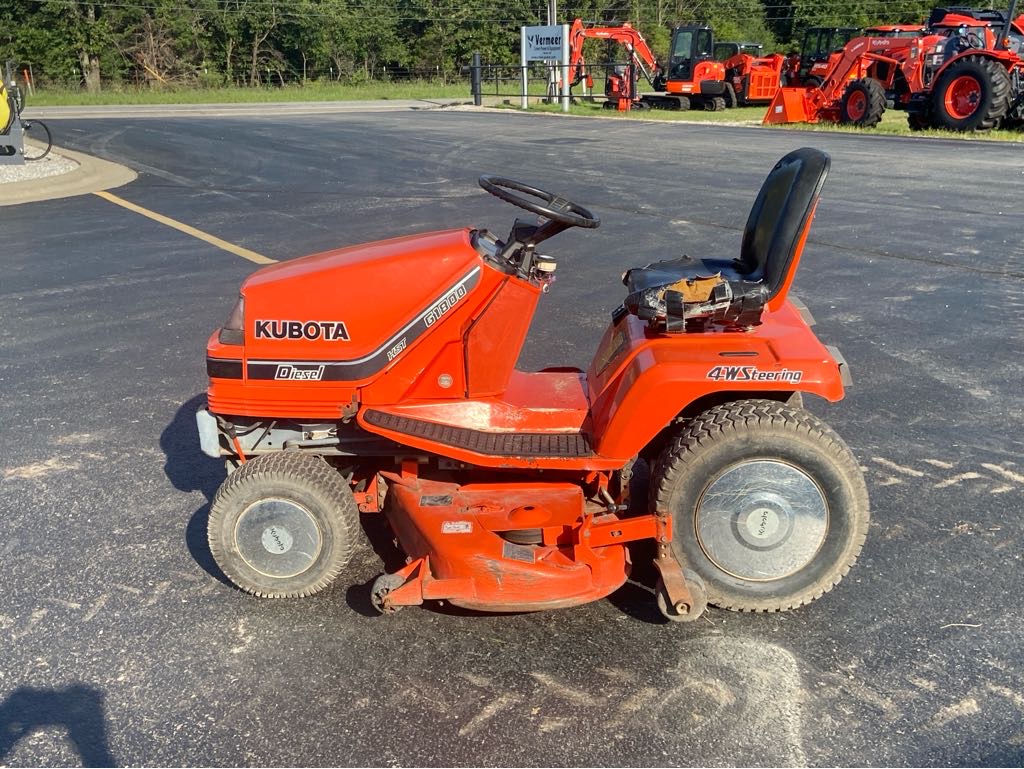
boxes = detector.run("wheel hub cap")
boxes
[945,75,981,119]
[235,498,322,578]
[848,91,866,121]
[695,460,827,581]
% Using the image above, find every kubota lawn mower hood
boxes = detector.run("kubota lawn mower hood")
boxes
[230,228,483,365]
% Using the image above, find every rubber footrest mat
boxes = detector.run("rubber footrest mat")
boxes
[364,410,593,457]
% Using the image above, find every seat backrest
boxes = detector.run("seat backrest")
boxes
[737,147,830,304]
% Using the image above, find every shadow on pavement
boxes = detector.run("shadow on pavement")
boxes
[160,394,229,586]
[0,685,116,767]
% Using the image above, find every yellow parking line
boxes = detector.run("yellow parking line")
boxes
[93,190,277,265]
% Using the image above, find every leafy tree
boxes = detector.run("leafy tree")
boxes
[39,1,122,91]
[0,0,955,89]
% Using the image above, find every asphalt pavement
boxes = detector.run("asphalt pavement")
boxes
[1,106,1023,766]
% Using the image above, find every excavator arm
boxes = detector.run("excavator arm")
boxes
[568,18,659,88]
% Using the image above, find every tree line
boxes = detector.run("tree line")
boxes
[2,0,944,92]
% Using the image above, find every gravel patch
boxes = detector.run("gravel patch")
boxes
[0,148,79,184]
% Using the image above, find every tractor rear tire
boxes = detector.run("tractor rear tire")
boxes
[208,452,361,598]
[931,56,1010,132]
[839,78,886,127]
[704,96,727,111]
[650,400,869,613]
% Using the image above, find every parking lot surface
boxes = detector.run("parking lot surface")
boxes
[2,109,1023,766]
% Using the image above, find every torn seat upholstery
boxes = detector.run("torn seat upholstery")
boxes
[622,147,831,333]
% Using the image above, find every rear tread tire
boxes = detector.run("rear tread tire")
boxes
[209,452,361,598]
[931,56,1010,132]
[650,399,869,613]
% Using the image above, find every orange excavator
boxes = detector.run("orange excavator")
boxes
[568,18,659,110]
[568,19,744,111]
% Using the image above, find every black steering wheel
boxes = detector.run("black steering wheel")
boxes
[479,176,600,229]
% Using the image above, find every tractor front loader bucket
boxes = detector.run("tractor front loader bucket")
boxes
[763,87,818,124]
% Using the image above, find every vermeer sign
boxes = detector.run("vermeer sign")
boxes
[523,25,566,61]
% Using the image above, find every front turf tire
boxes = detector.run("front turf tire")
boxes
[651,400,869,612]
[208,452,361,598]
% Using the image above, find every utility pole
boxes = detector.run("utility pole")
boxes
[547,0,558,101]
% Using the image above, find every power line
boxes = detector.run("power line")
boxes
[20,0,958,14]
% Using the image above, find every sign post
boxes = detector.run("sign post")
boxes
[560,29,569,112]
[520,27,528,110]
[520,24,570,112]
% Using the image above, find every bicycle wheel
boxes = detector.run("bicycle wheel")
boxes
[22,119,52,161]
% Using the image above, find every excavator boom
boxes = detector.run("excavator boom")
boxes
[567,18,662,111]
[569,18,658,88]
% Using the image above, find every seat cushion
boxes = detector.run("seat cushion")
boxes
[622,255,769,332]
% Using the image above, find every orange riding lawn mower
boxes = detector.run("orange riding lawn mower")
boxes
[197,148,869,622]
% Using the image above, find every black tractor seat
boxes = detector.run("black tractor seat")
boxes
[622,148,831,332]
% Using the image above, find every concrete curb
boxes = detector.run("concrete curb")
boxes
[0,145,137,206]
[26,98,470,120]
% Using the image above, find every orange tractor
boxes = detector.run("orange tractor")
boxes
[765,3,1024,131]
[197,148,869,620]
[766,33,919,128]
[778,25,924,89]
[906,5,1024,130]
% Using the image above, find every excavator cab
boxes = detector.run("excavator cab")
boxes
[649,25,728,109]
[665,26,714,82]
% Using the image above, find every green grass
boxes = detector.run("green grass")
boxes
[499,97,1024,141]
[28,80,472,107]
[770,105,1024,141]
[494,98,764,122]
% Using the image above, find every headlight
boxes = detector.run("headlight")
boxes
[218,296,244,345]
